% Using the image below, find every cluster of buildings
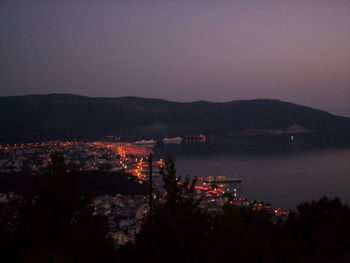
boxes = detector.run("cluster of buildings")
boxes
[93,194,148,247]
[0,140,289,248]
[0,141,122,174]
[92,194,289,248]
[0,191,148,248]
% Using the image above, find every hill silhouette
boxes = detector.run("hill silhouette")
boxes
[0,94,349,143]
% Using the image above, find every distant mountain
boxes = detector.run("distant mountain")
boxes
[0,94,349,143]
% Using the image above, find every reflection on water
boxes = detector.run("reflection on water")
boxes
[154,143,350,209]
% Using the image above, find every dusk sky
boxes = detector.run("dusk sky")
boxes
[1,0,349,110]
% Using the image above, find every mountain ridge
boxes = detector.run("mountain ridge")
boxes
[0,94,349,143]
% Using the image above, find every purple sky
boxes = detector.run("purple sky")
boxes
[1,0,349,110]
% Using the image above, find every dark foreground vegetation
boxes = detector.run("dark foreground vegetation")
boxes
[0,170,147,196]
[1,154,349,263]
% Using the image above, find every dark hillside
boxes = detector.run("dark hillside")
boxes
[0,94,349,143]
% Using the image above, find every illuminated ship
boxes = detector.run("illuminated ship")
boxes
[204,175,242,183]
[133,139,157,145]
[162,137,182,144]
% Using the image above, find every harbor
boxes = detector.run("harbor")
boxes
[91,140,290,216]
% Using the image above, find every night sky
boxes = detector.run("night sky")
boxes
[1,0,349,110]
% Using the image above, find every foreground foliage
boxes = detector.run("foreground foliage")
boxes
[118,156,350,263]
[0,153,115,263]
[1,154,350,263]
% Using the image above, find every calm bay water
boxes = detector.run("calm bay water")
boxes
[153,142,350,210]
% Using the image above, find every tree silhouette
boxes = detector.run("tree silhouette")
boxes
[118,155,209,263]
[284,197,350,262]
[3,152,349,263]
[207,203,281,263]
[161,155,198,207]
[9,152,115,263]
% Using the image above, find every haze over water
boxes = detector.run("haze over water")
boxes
[154,143,350,210]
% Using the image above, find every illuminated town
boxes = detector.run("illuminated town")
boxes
[0,139,289,246]
[0,140,290,213]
